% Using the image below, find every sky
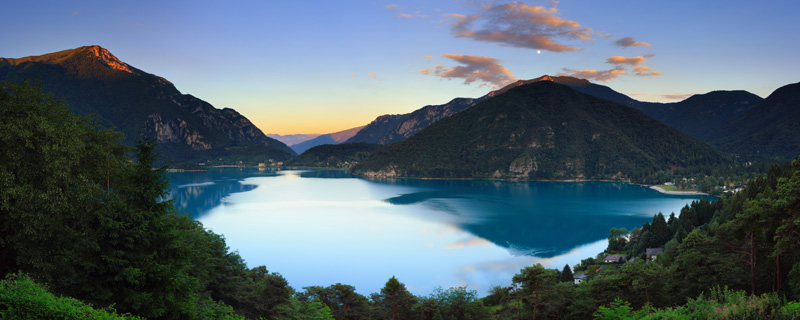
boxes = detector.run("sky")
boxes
[3,0,799,135]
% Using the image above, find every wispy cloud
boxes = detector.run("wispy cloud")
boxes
[423,56,433,59]
[72,11,80,16]
[559,66,626,82]
[632,66,662,77]
[606,55,648,66]
[445,2,593,52]
[420,54,518,87]
[385,4,426,19]
[613,37,652,47]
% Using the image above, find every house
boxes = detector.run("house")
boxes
[603,254,625,263]
[573,273,587,285]
[646,248,664,260]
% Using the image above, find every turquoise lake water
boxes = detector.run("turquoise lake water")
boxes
[168,168,709,296]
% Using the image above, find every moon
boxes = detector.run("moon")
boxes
[537,50,541,54]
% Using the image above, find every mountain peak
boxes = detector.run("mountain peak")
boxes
[488,75,577,97]
[1,45,136,75]
[82,45,134,74]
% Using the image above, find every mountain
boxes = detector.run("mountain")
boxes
[634,91,763,138]
[490,76,763,142]
[344,75,658,146]
[289,125,365,154]
[288,143,382,168]
[345,114,409,143]
[352,81,730,180]
[376,97,486,144]
[490,75,639,107]
[267,133,320,146]
[709,82,800,158]
[0,46,295,164]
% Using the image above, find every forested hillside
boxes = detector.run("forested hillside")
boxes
[288,143,381,168]
[354,81,730,182]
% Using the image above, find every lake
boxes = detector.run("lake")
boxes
[168,168,709,297]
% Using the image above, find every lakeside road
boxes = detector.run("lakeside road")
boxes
[650,185,709,196]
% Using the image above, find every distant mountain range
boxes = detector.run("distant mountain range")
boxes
[353,81,731,180]
[346,74,797,162]
[709,82,800,158]
[0,46,295,164]
[288,143,381,168]
[290,125,364,154]
[344,75,759,146]
[266,133,320,146]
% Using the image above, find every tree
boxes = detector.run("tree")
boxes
[278,297,335,320]
[672,230,746,301]
[511,264,557,319]
[0,80,126,281]
[560,264,574,283]
[373,276,416,320]
[607,228,628,252]
[649,213,669,248]
[428,286,486,320]
[299,283,370,320]
[0,81,298,318]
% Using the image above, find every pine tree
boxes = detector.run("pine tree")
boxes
[561,264,574,283]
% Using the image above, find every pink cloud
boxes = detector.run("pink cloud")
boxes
[606,55,647,66]
[559,66,626,82]
[613,37,652,47]
[632,66,663,77]
[445,2,594,52]
[420,54,518,87]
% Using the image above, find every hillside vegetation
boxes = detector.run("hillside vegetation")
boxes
[354,81,730,181]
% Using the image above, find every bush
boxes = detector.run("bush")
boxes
[0,273,141,320]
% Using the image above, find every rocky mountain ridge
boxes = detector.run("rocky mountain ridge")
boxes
[0,46,295,163]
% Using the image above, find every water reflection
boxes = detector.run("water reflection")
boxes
[168,169,709,296]
[167,168,278,217]
[378,179,709,258]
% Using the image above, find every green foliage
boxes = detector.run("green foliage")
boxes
[426,286,487,320]
[277,297,334,320]
[607,227,628,252]
[372,276,417,320]
[560,264,574,283]
[0,81,293,319]
[593,298,635,320]
[299,283,370,320]
[196,298,247,320]
[0,273,142,320]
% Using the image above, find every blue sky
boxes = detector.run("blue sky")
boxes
[3,0,799,134]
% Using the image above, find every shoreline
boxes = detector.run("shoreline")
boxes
[190,167,712,196]
[648,185,709,196]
